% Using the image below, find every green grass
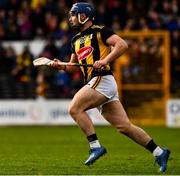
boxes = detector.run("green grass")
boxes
[0,126,179,175]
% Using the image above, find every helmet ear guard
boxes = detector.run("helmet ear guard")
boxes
[77,13,89,24]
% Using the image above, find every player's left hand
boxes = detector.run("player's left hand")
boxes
[93,60,107,69]
[50,58,65,70]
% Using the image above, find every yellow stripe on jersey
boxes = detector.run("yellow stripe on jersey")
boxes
[75,38,81,53]
[97,32,111,70]
[75,38,85,76]
[91,76,102,89]
[84,34,94,81]
[84,34,93,65]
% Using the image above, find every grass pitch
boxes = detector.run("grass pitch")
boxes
[0,126,179,175]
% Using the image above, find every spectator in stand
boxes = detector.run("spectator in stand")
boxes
[41,37,59,59]
[12,46,33,82]
[36,71,47,100]
[3,46,16,75]
[6,10,20,40]
[58,34,71,60]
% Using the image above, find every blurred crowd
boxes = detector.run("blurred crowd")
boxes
[0,0,180,98]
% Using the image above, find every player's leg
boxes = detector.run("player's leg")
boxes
[68,85,107,165]
[68,85,107,135]
[102,100,170,172]
[102,100,151,145]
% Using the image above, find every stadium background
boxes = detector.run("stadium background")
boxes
[0,0,180,175]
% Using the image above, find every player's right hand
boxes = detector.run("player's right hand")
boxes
[50,58,66,70]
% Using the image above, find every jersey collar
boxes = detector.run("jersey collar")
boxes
[80,24,94,35]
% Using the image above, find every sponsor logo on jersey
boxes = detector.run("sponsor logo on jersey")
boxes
[77,46,94,61]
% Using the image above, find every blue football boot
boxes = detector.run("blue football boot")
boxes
[85,146,107,166]
[155,148,170,172]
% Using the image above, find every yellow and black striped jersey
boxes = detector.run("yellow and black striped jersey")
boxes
[71,25,115,83]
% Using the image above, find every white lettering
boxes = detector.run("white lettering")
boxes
[78,48,92,60]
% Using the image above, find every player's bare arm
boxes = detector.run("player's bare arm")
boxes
[93,34,128,69]
[50,53,80,73]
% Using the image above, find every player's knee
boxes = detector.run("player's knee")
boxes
[68,105,76,117]
[68,104,81,118]
[116,121,132,134]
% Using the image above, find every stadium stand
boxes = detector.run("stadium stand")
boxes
[0,0,179,99]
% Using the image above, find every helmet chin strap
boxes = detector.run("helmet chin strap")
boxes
[78,13,89,24]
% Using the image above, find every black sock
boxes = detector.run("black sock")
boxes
[146,139,158,153]
[87,134,98,142]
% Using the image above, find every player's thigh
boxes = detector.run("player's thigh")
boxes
[69,85,108,112]
[102,100,130,126]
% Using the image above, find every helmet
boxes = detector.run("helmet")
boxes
[70,3,95,24]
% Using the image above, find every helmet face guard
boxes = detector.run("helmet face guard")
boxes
[69,3,95,25]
